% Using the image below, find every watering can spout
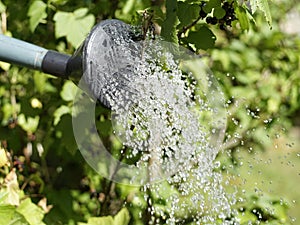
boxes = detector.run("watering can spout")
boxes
[0,19,137,108]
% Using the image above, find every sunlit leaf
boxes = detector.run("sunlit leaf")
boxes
[85,216,114,225]
[250,0,272,27]
[18,114,40,133]
[249,0,258,13]
[0,147,8,167]
[236,6,250,31]
[60,80,78,102]
[53,105,70,125]
[0,205,15,224]
[16,198,45,225]
[0,0,6,13]
[54,8,95,48]
[33,72,57,94]
[27,0,47,32]
[0,205,30,225]
[30,98,43,109]
[4,169,20,206]
[0,61,10,71]
[114,208,130,225]
[37,197,53,214]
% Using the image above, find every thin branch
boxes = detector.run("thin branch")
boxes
[177,14,202,39]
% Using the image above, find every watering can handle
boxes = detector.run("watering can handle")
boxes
[0,34,72,78]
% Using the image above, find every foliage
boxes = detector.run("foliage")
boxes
[0,0,299,224]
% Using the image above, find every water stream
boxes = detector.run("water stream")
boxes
[72,23,238,224]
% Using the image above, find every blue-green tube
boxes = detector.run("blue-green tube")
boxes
[0,34,48,69]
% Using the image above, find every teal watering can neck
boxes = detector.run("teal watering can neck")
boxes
[0,34,47,69]
[0,34,81,79]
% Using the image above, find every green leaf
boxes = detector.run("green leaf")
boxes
[236,5,250,31]
[60,80,78,101]
[0,170,20,206]
[114,208,130,225]
[27,0,47,32]
[79,208,130,225]
[33,72,56,93]
[53,105,70,125]
[53,8,95,48]
[186,26,216,50]
[203,0,221,14]
[0,147,8,167]
[213,6,226,19]
[177,1,199,28]
[0,205,15,225]
[0,61,10,71]
[0,205,30,225]
[161,0,179,43]
[18,114,40,133]
[16,198,45,225]
[86,216,114,225]
[249,0,257,13]
[0,0,6,13]
[256,0,272,28]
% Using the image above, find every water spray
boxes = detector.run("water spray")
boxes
[0,19,235,223]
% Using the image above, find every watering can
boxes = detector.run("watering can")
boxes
[0,19,134,108]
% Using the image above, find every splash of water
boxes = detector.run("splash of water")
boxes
[72,23,237,224]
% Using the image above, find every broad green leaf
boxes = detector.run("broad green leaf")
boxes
[27,0,47,32]
[203,0,221,14]
[0,205,30,225]
[9,211,30,225]
[177,1,199,28]
[161,0,179,43]
[114,208,130,225]
[16,198,45,225]
[213,6,226,19]
[53,105,70,125]
[18,114,40,133]
[0,205,15,225]
[60,80,78,101]
[54,8,95,48]
[186,26,216,50]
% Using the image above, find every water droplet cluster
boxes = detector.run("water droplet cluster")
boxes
[95,30,235,222]
[78,20,236,223]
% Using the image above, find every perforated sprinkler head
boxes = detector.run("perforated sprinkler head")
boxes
[0,19,138,108]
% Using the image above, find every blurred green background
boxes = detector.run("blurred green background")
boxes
[0,0,299,224]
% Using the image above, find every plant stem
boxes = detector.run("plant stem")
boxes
[177,14,202,39]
